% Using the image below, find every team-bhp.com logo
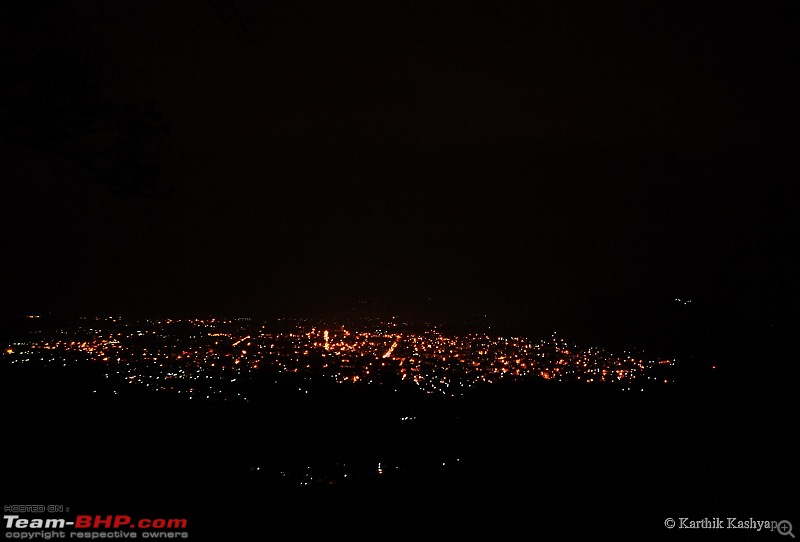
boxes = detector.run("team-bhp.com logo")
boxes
[5,514,189,538]
[5,515,187,529]
[75,517,187,530]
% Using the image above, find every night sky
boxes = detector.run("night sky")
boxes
[2,0,797,324]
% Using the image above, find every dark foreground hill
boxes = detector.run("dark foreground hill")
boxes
[2,353,794,541]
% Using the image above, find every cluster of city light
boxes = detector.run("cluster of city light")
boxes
[2,316,675,400]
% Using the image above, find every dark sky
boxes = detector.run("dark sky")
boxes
[1,0,797,324]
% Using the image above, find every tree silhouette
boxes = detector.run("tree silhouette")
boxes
[1,1,170,201]
[206,0,278,41]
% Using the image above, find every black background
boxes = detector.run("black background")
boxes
[2,1,797,540]
[2,0,797,326]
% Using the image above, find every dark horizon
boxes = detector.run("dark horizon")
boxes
[2,0,797,334]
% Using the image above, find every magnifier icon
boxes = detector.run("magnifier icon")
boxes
[778,520,795,538]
